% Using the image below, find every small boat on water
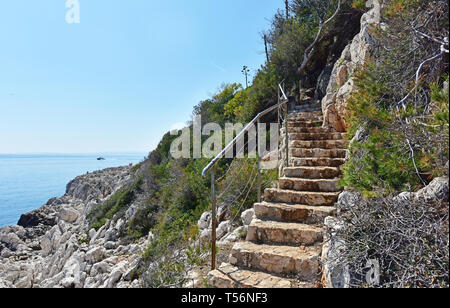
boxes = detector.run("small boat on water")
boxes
[97,157,106,161]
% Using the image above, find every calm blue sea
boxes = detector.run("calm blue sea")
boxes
[0,153,147,227]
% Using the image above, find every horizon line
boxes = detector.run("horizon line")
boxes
[0,151,149,155]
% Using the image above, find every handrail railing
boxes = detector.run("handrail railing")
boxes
[202,83,289,177]
[203,83,290,270]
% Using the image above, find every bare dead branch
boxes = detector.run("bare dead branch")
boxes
[297,0,342,75]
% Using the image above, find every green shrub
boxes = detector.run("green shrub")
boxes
[341,0,449,195]
[352,0,367,11]
[126,204,158,240]
[88,177,143,230]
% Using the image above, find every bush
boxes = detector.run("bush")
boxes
[126,204,158,240]
[88,177,143,230]
[331,195,449,288]
[341,0,449,195]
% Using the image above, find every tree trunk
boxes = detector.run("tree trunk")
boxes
[285,0,289,21]
[264,34,270,64]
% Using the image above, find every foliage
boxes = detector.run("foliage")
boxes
[95,1,360,285]
[221,0,360,125]
[351,0,367,11]
[264,0,360,91]
[130,156,211,286]
[194,83,242,125]
[133,74,282,284]
[142,238,209,288]
[88,177,143,230]
[126,203,158,240]
[341,0,449,195]
[341,67,423,195]
[217,157,278,225]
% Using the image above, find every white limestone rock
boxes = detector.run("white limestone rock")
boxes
[58,207,79,223]
[198,211,211,230]
[85,247,106,264]
[216,221,232,240]
[241,209,255,226]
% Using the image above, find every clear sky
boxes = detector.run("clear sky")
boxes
[0,0,282,154]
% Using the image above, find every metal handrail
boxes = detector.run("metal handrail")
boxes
[202,83,289,177]
[203,83,289,270]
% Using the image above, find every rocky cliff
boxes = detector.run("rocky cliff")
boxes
[0,166,152,288]
[0,161,244,289]
[1,0,447,289]
[322,0,382,132]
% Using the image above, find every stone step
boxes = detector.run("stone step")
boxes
[287,127,335,134]
[284,166,341,179]
[289,132,347,141]
[247,219,324,246]
[293,107,322,113]
[254,202,336,224]
[290,157,346,167]
[208,263,296,288]
[291,148,347,159]
[293,107,321,114]
[278,177,341,192]
[290,140,350,149]
[288,111,323,121]
[294,103,321,110]
[295,104,321,109]
[265,188,340,206]
[229,242,321,280]
[287,121,323,128]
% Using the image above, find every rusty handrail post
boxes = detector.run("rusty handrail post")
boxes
[211,166,217,270]
[285,102,289,169]
[257,118,261,203]
[278,86,282,177]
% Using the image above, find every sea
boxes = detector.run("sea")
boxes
[0,153,147,227]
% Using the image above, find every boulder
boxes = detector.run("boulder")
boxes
[322,217,350,288]
[0,278,13,288]
[18,207,56,229]
[90,261,111,277]
[335,190,362,213]
[105,228,118,242]
[216,221,232,240]
[218,232,238,245]
[315,64,334,100]
[106,261,128,288]
[1,248,13,258]
[0,232,25,251]
[415,177,449,203]
[88,229,97,241]
[122,260,140,282]
[61,277,76,288]
[241,209,255,226]
[58,207,79,223]
[233,226,247,240]
[104,241,117,250]
[197,211,211,230]
[41,225,62,257]
[85,247,106,264]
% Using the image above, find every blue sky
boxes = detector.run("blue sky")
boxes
[0,0,281,154]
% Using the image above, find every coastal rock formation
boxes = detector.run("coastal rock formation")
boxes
[322,0,383,132]
[0,166,151,288]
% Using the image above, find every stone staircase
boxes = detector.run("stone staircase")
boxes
[208,109,349,288]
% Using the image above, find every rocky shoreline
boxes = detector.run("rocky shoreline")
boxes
[0,160,256,289]
[0,165,151,288]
